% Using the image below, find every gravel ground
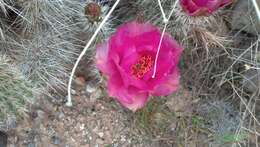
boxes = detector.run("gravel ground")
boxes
[7,81,136,147]
[5,73,198,147]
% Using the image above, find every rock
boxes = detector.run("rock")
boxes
[51,136,61,145]
[58,111,65,120]
[0,117,17,131]
[231,0,260,35]
[33,110,46,127]
[120,135,126,142]
[90,88,103,100]
[86,83,97,93]
[75,76,86,86]
[27,142,36,147]
[71,89,76,95]
[97,132,104,138]
[96,138,104,145]
[166,87,194,116]
[6,117,16,130]
[30,111,38,119]
[242,69,260,93]
[0,131,7,147]
[36,110,45,120]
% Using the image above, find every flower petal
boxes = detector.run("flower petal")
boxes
[181,0,233,16]
[116,60,148,90]
[108,74,149,111]
[96,42,110,75]
[219,0,233,7]
[152,69,180,96]
[144,33,183,89]
[181,0,201,15]
[116,21,158,38]
[120,86,149,112]
[107,68,133,104]
[108,21,157,61]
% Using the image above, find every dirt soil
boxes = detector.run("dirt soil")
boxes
[6,74,197,147]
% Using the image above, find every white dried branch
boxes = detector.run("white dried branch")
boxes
[252,0,260,20]
[66,0,121,106]
[152,0,179,78]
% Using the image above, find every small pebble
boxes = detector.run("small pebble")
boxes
[31,111,38,119]
[51,136,61,145]
[80,124,85,131]
[98,132,104,138]
[120,135,126,142]
[86,84,97,93]
[90,88,102,99]
[96,138,104,144]
[6,117,16,129]
[75,76,86,86]
[0,131,7,147]
[27,142,36,147]
[71,89,76,95]
[58,112,65,120]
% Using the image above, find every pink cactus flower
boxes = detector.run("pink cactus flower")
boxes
[96,21,183,111]
[180,0,233,16]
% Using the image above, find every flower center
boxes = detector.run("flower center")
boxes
[131,55,154,79]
